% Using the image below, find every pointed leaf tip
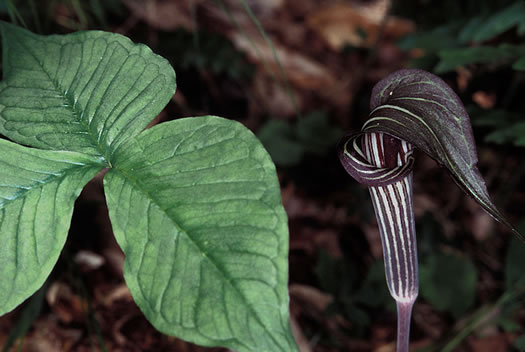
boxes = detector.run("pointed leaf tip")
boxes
[361,68,522,240]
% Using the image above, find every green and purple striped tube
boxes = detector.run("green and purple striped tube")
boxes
[364,132,417,351]
[339,131,417,351]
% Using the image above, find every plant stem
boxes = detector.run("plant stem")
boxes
[397,300,415,352]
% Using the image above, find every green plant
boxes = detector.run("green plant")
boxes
[417,221,525,351]
[397,0,525,73]
[0,22,297,351]
[397,0,525,148]
[314,250,394,336]
[154,28,255,82]
[258,110,342,167]
[0,0,124,31]
[338,69,523,351]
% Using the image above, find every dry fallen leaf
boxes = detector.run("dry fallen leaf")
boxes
[27,320,83,352]
[362,223,383,258]
[46,282,86,324]
[251,70,301,117]
[102,284,133,307]
[202,0,283,29]
[231,32,338,90]
[290,316,313,352]
[456,67,473,92]
[221,0,283,19]
[374,342,396,352]
[307,0,415,50]
[289,284,333,312]
[123,0,203,31]
[473,91,497,109]
[467,333,510,352]
[74,250,105,271]
[465,197,495,241]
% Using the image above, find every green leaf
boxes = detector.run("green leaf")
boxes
[156,29,255,80]
[485,122,525,146]
[512,56,525,71]
[314,249,356,297]
[397,21,463,53]
[0,21,176,160]
[513,334,525,350]
[470,1,525,43]
[340,301,371,328]
[354,260,395,311]
[505,221,525,290]
[419,252,478,318]
[257,119,305,167]
[435,45,517,73]
[471,108,515,128]
[2,280,48,351]
[470,107,525,146]
[364,69,523,240]
[296,111,342,155]
[104,116,297,351]
[0,139,103,315]
[458,15,486,43]
[258,111,342,167]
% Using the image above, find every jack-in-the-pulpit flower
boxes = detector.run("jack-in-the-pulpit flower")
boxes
[338,69,524,351]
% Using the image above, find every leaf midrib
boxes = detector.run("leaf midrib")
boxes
[111,166,288,351]
[0,163,102,209]
[11,31,112,165]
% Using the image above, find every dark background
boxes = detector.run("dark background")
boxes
[1,0,525,351]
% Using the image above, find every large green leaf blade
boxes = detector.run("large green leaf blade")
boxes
[364,68,522,239]
[0,139,103,315]
[435,45,515,73]
[104,116,297,351]
[471,1,525,43]
[419,252,477,318]
[0,21,176,159]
